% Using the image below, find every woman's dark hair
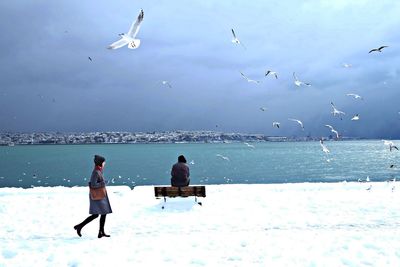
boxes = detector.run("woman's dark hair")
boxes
[178,155,187,163]
[94,155,106,166]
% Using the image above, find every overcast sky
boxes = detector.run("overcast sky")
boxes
[0,0,399,138]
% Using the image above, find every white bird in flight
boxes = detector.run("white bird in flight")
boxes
[382,140,399,152]
[293,72,311,87]
[265,70,278,79]
[161,81,172,88]
[320,140,330,154]
[288,118,304,130]
[342,63,352,68]
[216,154,230,161]
[331,102,345,119]
[108,9,144,50]
[325,125,339,139]
[260,107,267,112]
[346,93,363,100]
[231,29,246,49]
[240,72,261,84]
[351,114,360,121]
[244,142,255,149]
[272,122,280,128]
[369,46,388,53]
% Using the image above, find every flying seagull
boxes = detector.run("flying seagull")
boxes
[288,118,304,130]
[383,140,399,152]
[216,154,230,161]
[161,81,172,88]
[346,93,363,100]
[231,29,246,49]
[342,63,352,68]
[351,114,360,121]
[240,72,261,84]
[244,142,255,149]
[260,107,267,112]
[320,140,330,154]
[108,9,144,50]
[369,46,388,53]
[325,124,339,139]
[265,70,278,79]
[272,122,280,128]
[293,72,311,87]
[331,102,345,119]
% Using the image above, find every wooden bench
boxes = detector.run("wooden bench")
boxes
[154,186,206,209]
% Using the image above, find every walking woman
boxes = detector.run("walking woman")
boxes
[74,155,112,238]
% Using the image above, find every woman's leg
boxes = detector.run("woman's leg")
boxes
[74,214,99,237]
[98,214,110,238]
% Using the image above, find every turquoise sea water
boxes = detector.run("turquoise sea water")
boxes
[0,141,398,188]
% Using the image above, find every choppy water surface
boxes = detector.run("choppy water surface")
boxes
[0,141,398,188]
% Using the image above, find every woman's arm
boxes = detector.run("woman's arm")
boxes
[89,170,106,188]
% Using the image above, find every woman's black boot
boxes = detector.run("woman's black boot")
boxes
[98,230,111,238]
[74,225,82,237]
[98,215,110,238]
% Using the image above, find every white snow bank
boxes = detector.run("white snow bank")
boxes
[1,182,400,266]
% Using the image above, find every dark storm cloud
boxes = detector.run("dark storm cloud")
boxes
[0,0,400,138]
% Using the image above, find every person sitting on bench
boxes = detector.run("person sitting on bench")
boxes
[171,155,190,187]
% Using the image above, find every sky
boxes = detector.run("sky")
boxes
[0,0,400,138]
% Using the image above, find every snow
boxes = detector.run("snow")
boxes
[0,182,399,266]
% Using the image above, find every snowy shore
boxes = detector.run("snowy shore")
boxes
[1,182,399,266]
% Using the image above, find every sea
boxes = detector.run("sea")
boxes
[0,140,398,188]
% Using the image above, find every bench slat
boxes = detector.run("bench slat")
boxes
[154,186,206,198]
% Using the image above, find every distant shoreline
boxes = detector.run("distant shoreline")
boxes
[0,130,366,146]
[0,139,370,146]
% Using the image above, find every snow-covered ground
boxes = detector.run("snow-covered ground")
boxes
[1,182,399,266]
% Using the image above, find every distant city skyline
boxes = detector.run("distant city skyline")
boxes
[0,1,400,138]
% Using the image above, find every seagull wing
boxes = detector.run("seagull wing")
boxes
[240,72,249,81]
[289,118,303,127]
[369,48,377,53]
[333,130,339,138]
[231,29,236,39]
[273,73,278,79]
[293,72,298,81]
[379,45,388,50]
[107,38,128,49]
[265,70,271,77]
[325,124,333,130]
[128,9,144,38]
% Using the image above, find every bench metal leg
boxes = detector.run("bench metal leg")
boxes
[162,196,166,209]
[195,196,202,206]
